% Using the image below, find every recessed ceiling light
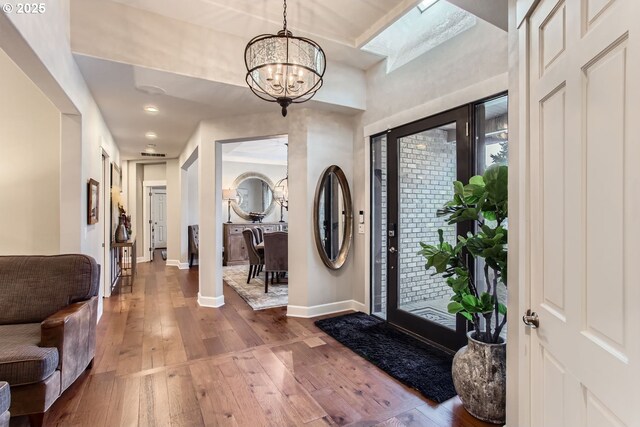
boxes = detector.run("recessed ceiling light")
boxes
[144,105,159,114]
[417,0,438,13]
[145,132,158,140]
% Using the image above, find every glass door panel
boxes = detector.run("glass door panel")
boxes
[397,123,458,330]
[371,134,388,319]
[386,106,471,350]
[474,94,509,339]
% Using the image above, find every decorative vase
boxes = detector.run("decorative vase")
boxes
[452,331,506,424]
[115,222,129,243]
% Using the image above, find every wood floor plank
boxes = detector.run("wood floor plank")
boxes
[69,371,115,427]
[174,306,209,360]
[167,366,202,419]
[252,347,328,423]
[308,362,390,419]
[41,257,494,427]
[220,304,265,348]
[216,359,272,427]
[139,371,171,427]
[233,354,305,427]
[189,360,241,427]
[395,408,440,427]
[310,388,362,426]
[104,375,142,427]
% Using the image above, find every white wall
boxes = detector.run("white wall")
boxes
[289,110,356,312]
[0,48,60,255]
[165,159,181,264]
[0,1,120,319]
[187,158,199,226]
[221,160,287,224]
[143,163,166,181]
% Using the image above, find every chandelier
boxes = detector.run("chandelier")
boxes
[244,0,326,117]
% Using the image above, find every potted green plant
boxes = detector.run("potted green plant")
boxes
[419,164,508,424]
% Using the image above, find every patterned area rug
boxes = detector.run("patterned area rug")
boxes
[223,265,288,310]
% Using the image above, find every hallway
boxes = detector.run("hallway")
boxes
[35,261,491,427]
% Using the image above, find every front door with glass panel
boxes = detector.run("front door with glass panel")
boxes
[388,107,471,350]
[371,96,508,350]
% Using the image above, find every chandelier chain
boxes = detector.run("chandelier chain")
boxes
[282,0,287,32]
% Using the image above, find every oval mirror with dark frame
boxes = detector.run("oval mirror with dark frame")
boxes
[313,165,353,270]
[231,172,276,221]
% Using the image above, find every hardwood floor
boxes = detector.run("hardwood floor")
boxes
[26,258,494,427]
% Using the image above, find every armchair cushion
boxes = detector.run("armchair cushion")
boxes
[0,255,99,325]
[0,324,58,386]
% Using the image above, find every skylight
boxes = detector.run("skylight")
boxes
[362,1,477,73]
[417,0,439,13]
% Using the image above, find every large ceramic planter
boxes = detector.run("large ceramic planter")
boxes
[452,331,506,424]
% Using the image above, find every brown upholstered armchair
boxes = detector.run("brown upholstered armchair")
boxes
[188,225,199,267]
[263,231,288,293]
[0,255,100,427]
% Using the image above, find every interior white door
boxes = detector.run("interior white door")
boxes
[152,189,167,248]
[524,0,639,425]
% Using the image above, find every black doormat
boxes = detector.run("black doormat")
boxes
[315,312,456,403]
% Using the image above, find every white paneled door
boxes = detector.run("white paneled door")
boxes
[522,0,639,425]
[152,189,167,249]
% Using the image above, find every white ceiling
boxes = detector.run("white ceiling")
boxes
[222,136,288,165]
[73,0,508,161]
[104,0,408,70]
[75,54,362,160]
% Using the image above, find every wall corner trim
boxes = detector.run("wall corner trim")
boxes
[287,300,367,318]
[198,293,225,308]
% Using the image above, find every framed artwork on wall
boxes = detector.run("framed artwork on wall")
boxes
[88,178,100,224]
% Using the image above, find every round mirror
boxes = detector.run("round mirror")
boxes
[313,165,353,270]
[231,172,276,221]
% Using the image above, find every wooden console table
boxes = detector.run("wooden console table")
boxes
[112,237,136,292]
[223,223,287,266]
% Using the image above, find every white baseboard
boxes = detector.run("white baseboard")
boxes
[198,292,225,308]
[164,260,190,269]
[287,299,367,318]
[137,256,147,263]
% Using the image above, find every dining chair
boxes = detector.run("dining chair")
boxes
[242,229,263,284]
[255,227,265,243]
[263,231,288,293]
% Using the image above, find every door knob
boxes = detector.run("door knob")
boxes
[522,309,539,328]
[389,247,397,254]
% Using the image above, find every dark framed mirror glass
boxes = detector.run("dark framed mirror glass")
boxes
[231,172,276,221]
[313,165,353,269]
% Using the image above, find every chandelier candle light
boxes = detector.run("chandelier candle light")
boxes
[244,0,326,117]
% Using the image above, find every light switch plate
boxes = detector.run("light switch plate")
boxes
[358,224,365,234]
